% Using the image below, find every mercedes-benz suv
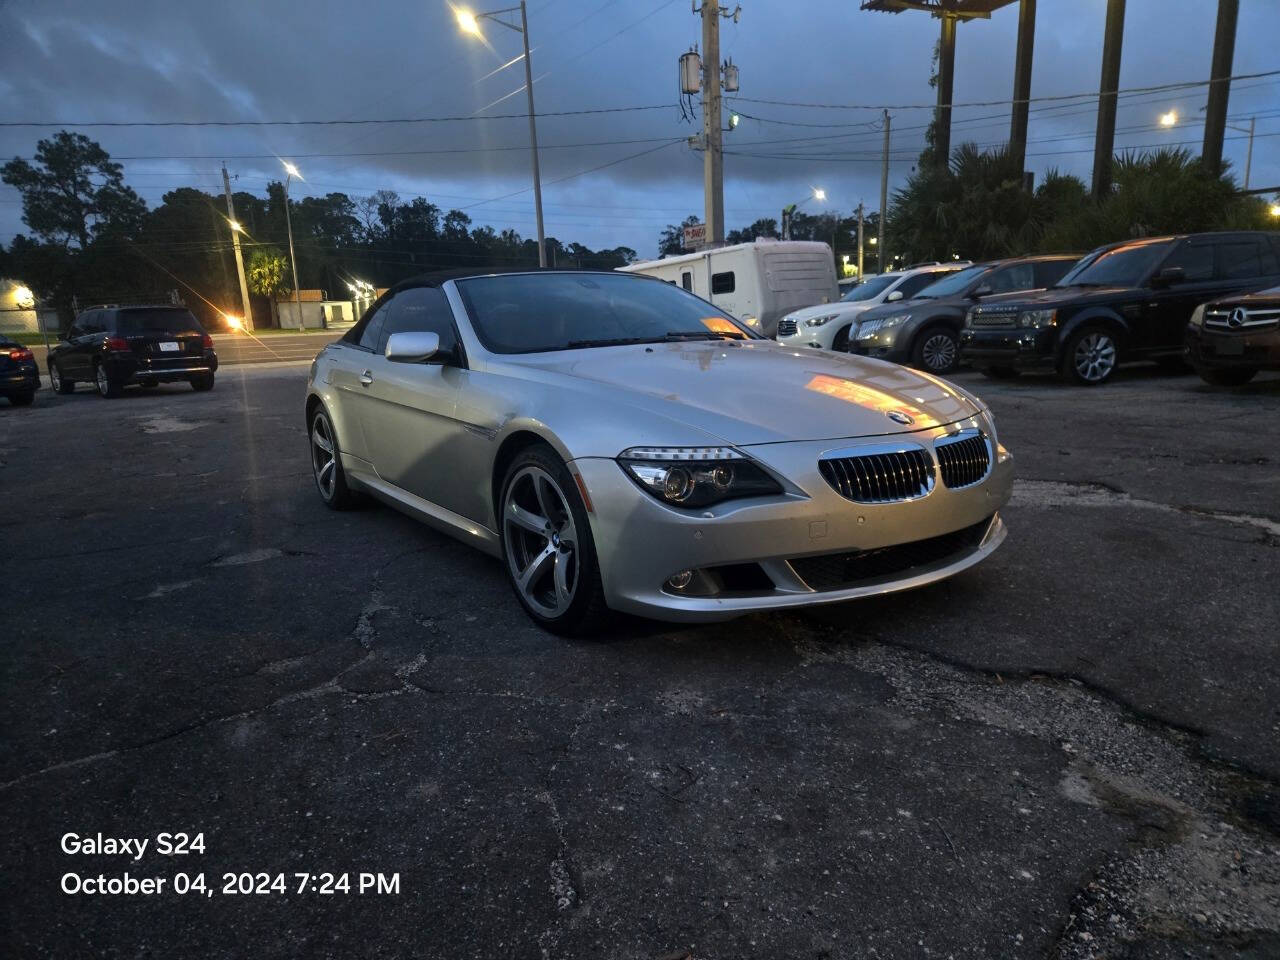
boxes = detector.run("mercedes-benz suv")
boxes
[48,305,218,398]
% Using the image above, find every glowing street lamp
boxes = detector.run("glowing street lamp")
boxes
[281,159,306,333]
[782,187,826,240]
[1270,202,1280,218]
[456,2,546,268]
[1158,110,1178,128]
[227,219,243,233]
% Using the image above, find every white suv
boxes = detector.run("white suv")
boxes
[775,262,968,352]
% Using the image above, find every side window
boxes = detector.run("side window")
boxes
[681,272,692,292]
[357,301,389,352]
[895,271,945,298]
[985,263,1035,294]
[1216,241,1278,280]
[376,287,458,358]
[710,271,735,295]
[1159,243,1214,282]
[1035,259,1073,288]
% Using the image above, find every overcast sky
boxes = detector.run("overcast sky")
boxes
[2,0,1278,259]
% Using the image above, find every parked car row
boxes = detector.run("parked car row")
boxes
[776,230,1280,387]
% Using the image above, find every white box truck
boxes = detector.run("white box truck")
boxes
[619,240,839,337]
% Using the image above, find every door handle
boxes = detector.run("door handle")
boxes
[359,370,374,386]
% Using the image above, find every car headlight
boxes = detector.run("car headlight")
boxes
[804,313,838,328]
[618,446,782,509]
[1189,304,1205,328]
[879,313,910,329]
[964,308,977,328]
[741,315,760,329]
[1017,309,1057,328]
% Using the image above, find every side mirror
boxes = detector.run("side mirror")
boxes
[385,331,440,363]
[886,290,904,302]
[970,284,993,299]
[1151,266,1185,288]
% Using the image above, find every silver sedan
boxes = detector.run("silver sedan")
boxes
[304,270,1013,634]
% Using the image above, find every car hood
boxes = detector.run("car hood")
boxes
[858,295,959,321]
[783,301,874,322]
[502,339,985,446]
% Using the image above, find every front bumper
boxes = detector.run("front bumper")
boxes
[1185,325,1280,370]
[849,328,909,363]
[572,416,1014,622]
[959,326,1058,371]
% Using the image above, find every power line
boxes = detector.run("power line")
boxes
[725,69,1280,112]
[0,103,679,128]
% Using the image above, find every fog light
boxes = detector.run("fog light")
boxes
[666,570,694,590]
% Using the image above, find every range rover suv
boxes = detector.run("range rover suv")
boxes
[960,231,1280,385]
[48,305,218,398]
[1185,284,1280,386]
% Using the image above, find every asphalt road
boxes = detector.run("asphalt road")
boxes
[1,363,1278,959]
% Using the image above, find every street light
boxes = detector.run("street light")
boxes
[456,3,546,268]
[280,159,305,333]
[781,187,826,240]
[1158,110,1178,128]
[1270,202,1280,218]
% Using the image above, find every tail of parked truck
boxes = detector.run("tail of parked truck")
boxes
[621,240,839,337]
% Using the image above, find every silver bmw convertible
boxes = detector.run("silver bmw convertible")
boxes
[305,270,1013,634]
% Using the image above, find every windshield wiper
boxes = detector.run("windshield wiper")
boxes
[662,331,726,341]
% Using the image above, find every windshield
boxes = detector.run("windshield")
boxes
[1056,240,1171,287]
[841,274,899,302]
[116,308,204,335]
[911,264,990,299]
[455,272,754,354]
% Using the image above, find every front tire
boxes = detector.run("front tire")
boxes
[1061,325,1119,386]
[189,372,215,391]
[499,444,609,636]
[831,324,852,353]
[912,325,960,374]
[309,406,359,510]
[50,361,74,394]
[94,361,122,398]
[1197,366,1258,387]
[7,390,35,407]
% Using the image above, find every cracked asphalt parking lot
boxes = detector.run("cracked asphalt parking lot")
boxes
[1,364,1278,959]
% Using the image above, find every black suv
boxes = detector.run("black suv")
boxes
[960,231,1280,385]
[1185,284,1280,386]
[48,305,218,398]
[849,255,1078,374]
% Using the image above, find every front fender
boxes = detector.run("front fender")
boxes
[1058,307,1131,345]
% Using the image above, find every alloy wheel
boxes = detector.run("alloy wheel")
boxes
[921,332,957,371]
[310,412,337,500]
[503,465,579,618]
[95,364,110,397]
[1074,331,1116,383]
[49,364,61,391]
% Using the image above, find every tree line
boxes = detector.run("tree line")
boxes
[1,132,638,328]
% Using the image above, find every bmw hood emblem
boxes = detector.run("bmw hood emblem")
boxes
[886,410,914,425]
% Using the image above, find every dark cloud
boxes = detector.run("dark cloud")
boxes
[2,0,1277,257]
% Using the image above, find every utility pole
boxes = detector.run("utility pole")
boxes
[700,2,725,245]
[1091,0,1126,198]
[222,166,254,331]
[519,1,547,268]
[878,110,890,274]
[1201,0,1239,177]
[856,203,865,280]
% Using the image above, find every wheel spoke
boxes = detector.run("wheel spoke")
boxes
[533,476,559,526]
[553,551,573,608]
[312,428,334,455]
[318,460,334,481]
[518,543,556,594]
[507,502,548,534]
